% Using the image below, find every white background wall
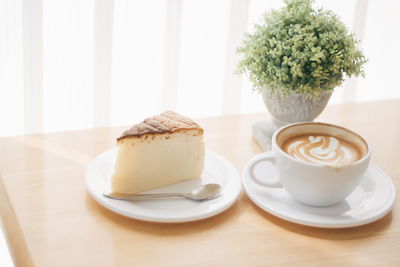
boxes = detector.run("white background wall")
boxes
[0,0,399,139]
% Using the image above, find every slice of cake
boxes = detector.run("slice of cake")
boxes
[111,111,205,194]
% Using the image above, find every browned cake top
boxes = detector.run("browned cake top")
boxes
[117,111,203,141]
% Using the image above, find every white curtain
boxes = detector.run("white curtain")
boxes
[1,0,400,138]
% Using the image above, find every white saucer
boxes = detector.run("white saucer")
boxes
[85,148,241,223]
[242,153,396,228]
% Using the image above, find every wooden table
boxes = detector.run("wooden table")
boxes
[1,100,399,267]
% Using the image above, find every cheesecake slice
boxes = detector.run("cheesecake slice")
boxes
[111,111,205,194]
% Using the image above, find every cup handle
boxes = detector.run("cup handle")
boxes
[248,153,283,188]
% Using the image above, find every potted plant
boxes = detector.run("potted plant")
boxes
[237,0,367,150]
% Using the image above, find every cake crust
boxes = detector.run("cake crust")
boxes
[117,111,203,142]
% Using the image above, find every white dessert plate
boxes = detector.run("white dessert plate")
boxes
[242,153,396,228]
[85,148,241,223]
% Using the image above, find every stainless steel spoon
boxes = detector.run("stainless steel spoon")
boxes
[103,183,222,201]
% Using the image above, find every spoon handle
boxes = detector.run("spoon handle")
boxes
[103,192,185,200]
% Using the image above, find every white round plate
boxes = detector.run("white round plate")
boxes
[242,153,396,228]
[85,149,241,223]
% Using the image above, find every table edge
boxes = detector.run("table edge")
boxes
[0,174,34,267]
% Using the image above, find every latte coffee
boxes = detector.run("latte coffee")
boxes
[282,134,361,166]
[249,122,371,206]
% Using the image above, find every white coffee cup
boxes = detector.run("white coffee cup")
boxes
[248,122,371,206]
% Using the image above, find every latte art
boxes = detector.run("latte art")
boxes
[282,135,361,166]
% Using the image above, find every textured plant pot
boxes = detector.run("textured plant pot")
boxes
[253,88,332,150]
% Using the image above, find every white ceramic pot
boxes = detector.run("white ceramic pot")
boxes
[263,89,332,128]
[253,89,332,150]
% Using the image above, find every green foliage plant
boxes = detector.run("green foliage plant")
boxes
[237,0,367,98]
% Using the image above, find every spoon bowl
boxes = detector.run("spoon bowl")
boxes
[103,183,222,201]
[185,183,222,200]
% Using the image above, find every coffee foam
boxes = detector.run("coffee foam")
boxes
[282,135,361,166]
[276,123,369,166]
